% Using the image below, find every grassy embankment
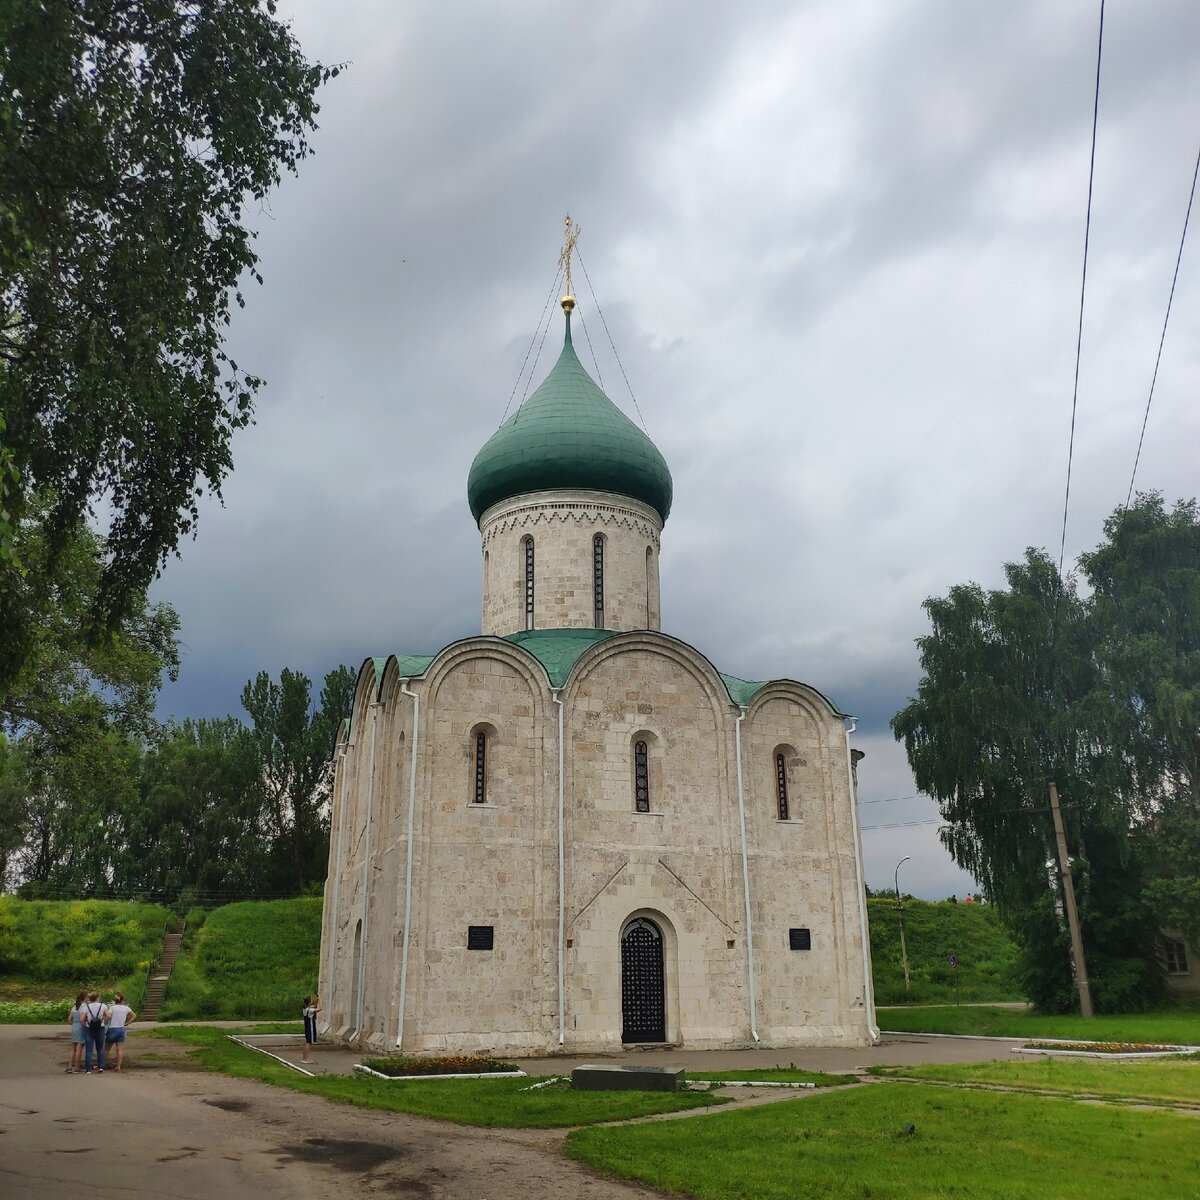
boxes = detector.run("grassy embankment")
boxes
[866,895,1019,1004]
[158,898,322,1020]
[0,896,171,1021]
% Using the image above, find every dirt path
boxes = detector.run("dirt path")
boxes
[0,1025,662,1200]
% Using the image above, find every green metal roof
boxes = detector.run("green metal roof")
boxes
[467,315,673,524]
[719,672,767,707]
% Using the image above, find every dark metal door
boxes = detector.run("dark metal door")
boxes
[621,918,665,1043]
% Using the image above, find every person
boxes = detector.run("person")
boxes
[104,992,137,1072]
[301,995,322,1064]
[66,990,87,1073]
[81,991,110,1074]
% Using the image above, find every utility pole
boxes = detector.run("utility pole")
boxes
[1048,782,1093,1019]
[895,855,912,997]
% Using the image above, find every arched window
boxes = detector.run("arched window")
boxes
[775,752,790,821]
[522,536,535,630]
[593,534,605,627]
[634,740,650,812]
[473,729,488,804]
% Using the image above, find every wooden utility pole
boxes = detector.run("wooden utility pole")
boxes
[1048,782,1093,1018]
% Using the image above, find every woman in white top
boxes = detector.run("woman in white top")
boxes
[81,991,110,1073]
[104,993,136,1072]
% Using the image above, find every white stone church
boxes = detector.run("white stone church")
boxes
[318,289,877,1055]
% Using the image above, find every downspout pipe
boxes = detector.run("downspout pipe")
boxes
[396,680,420,1048]
[734,706,760,1042]
[845,717,880,1043]
[552,689,565,1046]
[325,744,349,1031]
[352,701,380,1043]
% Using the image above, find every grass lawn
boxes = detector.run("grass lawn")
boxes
[689,1067,857,1087]
[885,1056,1200,1106]
[567,1081,1200,1200]
[151,1025,725,1127]
[877,1003,1200,1045]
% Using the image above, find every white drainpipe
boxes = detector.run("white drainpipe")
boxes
[552,689,565,1046]
[396,680,420,1048]
[326,744,349,1026]
[352,701,380,1042]
[734,706,760,1042]
[845,717,879,1043]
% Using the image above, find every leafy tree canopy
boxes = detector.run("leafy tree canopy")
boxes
[0,0,337,693]
[892,494,1198,1011]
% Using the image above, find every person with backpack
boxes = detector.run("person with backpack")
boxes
[81,991,110,1073]
[104,992,136,1072]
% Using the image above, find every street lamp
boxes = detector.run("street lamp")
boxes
[895,856,912,997]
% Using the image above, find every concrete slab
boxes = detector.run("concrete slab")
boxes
[572,1064,683,1091]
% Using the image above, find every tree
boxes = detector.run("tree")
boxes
[891,540,1166,1013]
[1079,495,1200,950]
[0,0,337,693]
[241,665,354,894]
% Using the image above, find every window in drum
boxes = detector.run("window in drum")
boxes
[473,730,487,804]
[634,740,650,812]
[522,536,535,629]
[775,752,790,821]
[593,534,605,627]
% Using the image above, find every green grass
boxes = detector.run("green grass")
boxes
[867,897,1019,1004]
[689,1067,857,1086]
[889,1056,1200,1105]
[0,897,172,1019]
[567,1081,1200,1200]
[877,1002,1200,1044]
[159,899,321,1020]
[152,1024,725,1127]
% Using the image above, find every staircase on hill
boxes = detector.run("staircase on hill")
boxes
[140,927,184,1021]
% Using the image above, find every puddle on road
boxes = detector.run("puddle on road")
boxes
[203,1098,252,1112]
[275,1137,400,1172]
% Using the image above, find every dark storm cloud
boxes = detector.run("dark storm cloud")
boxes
[152,0,1200,897]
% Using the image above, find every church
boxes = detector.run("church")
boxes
[318,254,878,1055]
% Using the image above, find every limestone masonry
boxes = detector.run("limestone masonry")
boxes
[319,302,877,1054]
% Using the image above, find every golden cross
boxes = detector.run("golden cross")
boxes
[558,214,581,300]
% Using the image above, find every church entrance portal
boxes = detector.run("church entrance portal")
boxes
[620,917,666,1043]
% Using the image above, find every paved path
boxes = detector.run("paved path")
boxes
[0,1023,1025,1199]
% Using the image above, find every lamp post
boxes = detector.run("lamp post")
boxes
[895,856,912,997]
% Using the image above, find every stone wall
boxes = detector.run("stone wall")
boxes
[478,490,662,635]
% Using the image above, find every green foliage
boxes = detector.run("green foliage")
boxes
[867,897,1018,1004]
[891,496,1200,1011]
[158,897,321,1020]
[0,997,72,1022]
[0,0,337,692]
[153,1024,722,1126]
[361,1054,519,1076]
[567,1082,1200,1199]
[876,1002,1200,1044]
[0,896,169,983]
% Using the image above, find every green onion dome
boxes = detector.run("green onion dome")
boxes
[467,314,673,524]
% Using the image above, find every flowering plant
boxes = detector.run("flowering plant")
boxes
[361,1053,518,1076]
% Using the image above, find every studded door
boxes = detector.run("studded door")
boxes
[621,918,666,1043]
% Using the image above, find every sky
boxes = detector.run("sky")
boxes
[151,0,1200,900]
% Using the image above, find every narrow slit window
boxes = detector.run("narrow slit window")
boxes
[775,752,789,821]
[593,534,605,627]
[634,740,650,812]
[473,730,487,804]
[522,536,535,630]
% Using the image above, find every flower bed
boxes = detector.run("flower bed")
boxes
[1016,1040,1195,1059]
[359,1053,522,1078]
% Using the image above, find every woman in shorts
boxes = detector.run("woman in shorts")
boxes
[104,992,136,1072]
[66,990,87,1073]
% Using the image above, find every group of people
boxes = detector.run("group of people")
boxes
[68,990,136,1074]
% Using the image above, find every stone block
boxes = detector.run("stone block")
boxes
[571,1064,684,1091]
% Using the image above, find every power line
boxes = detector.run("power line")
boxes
[1057,0,1106,577]
[1125,141,1200,507]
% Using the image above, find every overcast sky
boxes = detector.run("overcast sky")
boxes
[151,0,1200,900]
